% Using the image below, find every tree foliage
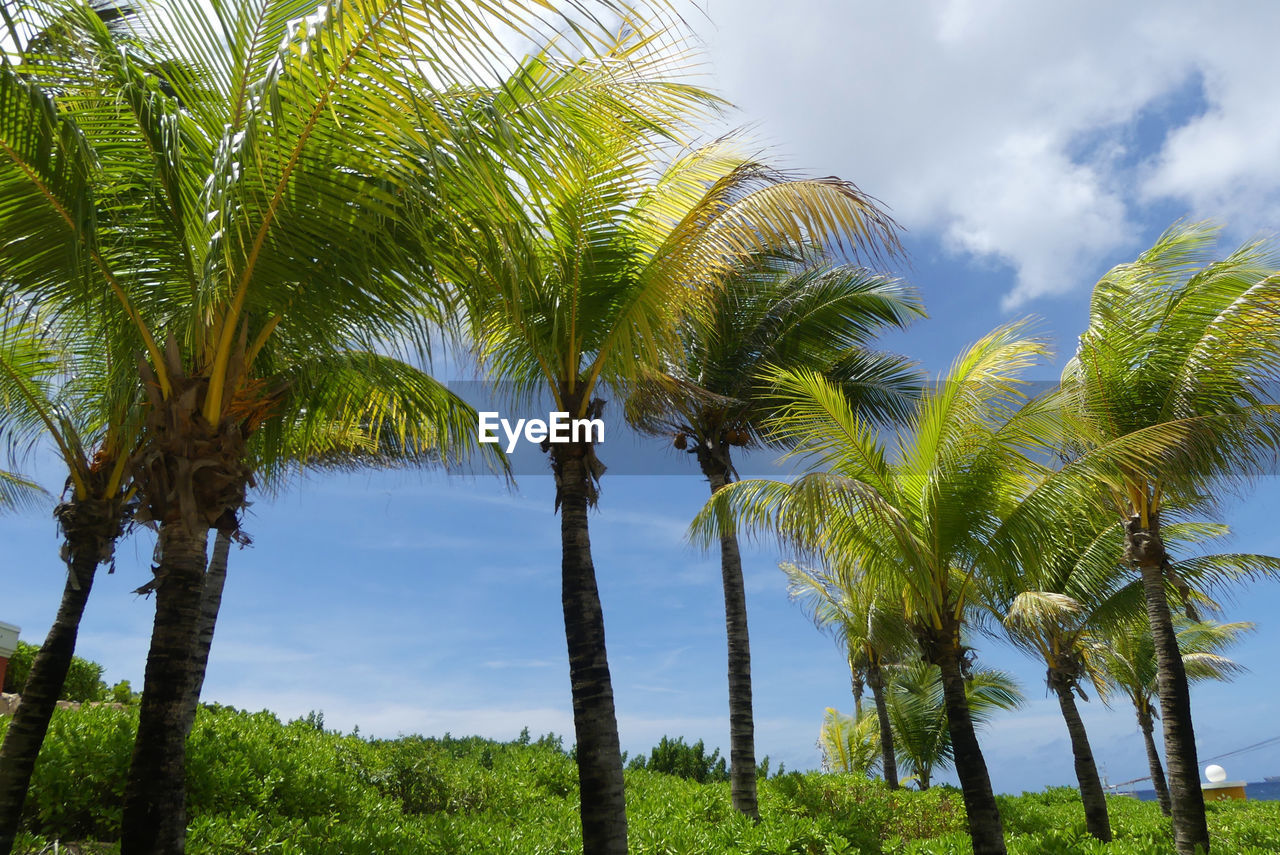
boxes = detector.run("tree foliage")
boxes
[2,641,105,703]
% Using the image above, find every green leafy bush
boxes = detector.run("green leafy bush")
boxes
[109,680,137,706]
[2,641,108,702]
[626,735,729,783]
[6,705,1279,855]
[13,704,135,840]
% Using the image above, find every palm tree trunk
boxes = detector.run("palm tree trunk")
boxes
[176,524,234,737]
[704,461,760,821]
[1137,707,1172,816]
[867,664,898,790]
[936,644,1006,855]
[0,541,98,855]
[1051,679,1111,841]
[850,669,865,719]
[554,449,627,855]
[121,521,210,855]
[1137,557,1208,855]
[178,526,234,739]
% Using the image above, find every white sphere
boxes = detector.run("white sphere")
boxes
[1205,764,1227,783]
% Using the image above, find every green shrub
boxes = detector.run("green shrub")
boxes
[185,707,386,821]
[8,704,1280,855]
[2,641,108,702]
[627,735,730,783]
[109,680,137,706]
[15,704,135,840]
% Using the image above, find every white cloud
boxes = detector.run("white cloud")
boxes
[696,0,1280,306]
[1138,7,1280,228]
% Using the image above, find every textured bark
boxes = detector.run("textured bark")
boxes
[0,543,98,855]
[179,525,234,739]
[850,669,865,719]
[1133,548,1208,853]
[1051,679,1111,841]
[704,458,760,820]
[936,643,1006,855]
[867,665,898,790]
[554,448,627,855]
[1138,708,1172,816]
[121,522,210,855]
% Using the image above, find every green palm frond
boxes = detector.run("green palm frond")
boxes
[964,667,1026,725]
[885,660,1022,786]
[0,61,102,310]
[1063,220,1280,517]
[819,706,880,776]
[1092,615,1251,712]
[781,560,916,673]
[2,0,728,506]
[252,350,509,489]
[1169,552,1280,603]
[625,252,923,442]
[690,321,1052,632]
[0,295,140,499]
[461,98,913,425]
[0,464,46,511]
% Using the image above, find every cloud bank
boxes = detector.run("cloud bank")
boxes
[699,0,1280,306]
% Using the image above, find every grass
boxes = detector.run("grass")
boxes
[3,704,1277,854]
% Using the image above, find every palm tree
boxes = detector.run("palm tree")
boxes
[0,304,137,855]
[782,560,917,789]
[692,322,1053,855]
[885,660,1022,791]
[981,509,1136,842]
[0,245,497,855]
[1095,613,1253,817]
[449,69,906,850]
[0,1,631,849]
[989,510,1278,838]
[819,706,880,776]
[626,252,921,814]
[1062,221,1280,855]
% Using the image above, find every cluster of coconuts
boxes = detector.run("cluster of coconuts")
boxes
[672,428,750,449]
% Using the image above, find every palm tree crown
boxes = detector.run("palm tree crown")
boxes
[1061,221,1280,855]
[692,321,1055,855]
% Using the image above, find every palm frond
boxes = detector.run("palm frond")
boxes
[819,706,880,775]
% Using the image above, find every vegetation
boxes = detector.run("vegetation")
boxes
[0,294,134,853]
[819,707,882,777]
[784,561,919,788]
[1,643,107,704]
[1094,616,1254,818]
[882,662,1022,793]
[625,736,729,784]
[0,1,660,852]
[0,1,1278,853]
[1,705,1278,855]
[448,33,907,844]
[693,323,1058,854]
[980,508,1132,842]
[626,249,922,814]
[1060,222,1280,854]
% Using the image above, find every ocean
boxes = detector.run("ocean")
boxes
[1121,781,1280,802]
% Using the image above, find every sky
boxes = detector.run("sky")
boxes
[5,0,1280,795]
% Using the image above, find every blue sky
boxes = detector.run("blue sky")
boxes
[5,0,1280,795]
